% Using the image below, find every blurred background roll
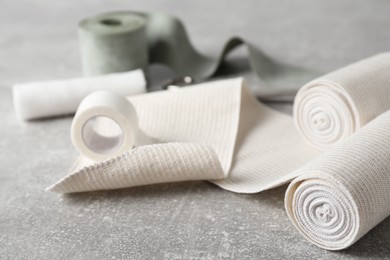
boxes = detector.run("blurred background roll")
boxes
[79,12,149,76]
[13,70,146,120]
[293,53,390,150]
[78,11,320,100]
[285,110,390,250]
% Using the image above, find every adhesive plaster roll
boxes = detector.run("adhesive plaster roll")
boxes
[13,69,146,120]
[71,91,140,161]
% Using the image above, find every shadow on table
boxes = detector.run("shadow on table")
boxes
[343,216,390,257]
[62,180,219,204]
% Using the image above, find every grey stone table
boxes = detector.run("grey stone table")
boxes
[1,0,390,259]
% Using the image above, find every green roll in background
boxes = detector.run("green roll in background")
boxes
[79,11,320,99]
[79,12,148,76]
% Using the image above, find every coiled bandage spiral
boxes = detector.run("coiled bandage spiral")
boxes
[294,53,390,150]
[286,111,390,250]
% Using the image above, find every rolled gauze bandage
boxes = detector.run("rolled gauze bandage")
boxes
[79,12,148,76]
[71,91,140,161]
[285,110,390,250]
[13,69,146,120]
[294,53,390,150]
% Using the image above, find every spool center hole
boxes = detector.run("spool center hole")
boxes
[82,116,124,155]
[100,18,122,26]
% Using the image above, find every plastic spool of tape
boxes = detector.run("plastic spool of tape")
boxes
[71,91,139,161]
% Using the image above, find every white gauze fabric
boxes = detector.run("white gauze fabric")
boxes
[46,53,390,249]
[47,78,320,193]
[13,69,146,120]
[285,111,390,250]
[294,53,390,150]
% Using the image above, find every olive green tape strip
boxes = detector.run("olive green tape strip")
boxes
[79,11,320,99]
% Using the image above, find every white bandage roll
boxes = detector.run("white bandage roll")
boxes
[285,111,390,250]
[294,53,390,150]
[71,91,139,161]
[13,69,146,120]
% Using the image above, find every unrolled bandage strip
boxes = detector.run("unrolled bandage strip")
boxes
[47,78,320,193]
[47,53,390,250]
[13,69,146,120]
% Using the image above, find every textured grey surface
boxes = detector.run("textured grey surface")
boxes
[1,0,390,259]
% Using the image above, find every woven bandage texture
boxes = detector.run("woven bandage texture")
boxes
[285,111,390,250]
[48,54,390,250]
[48,78,319,193]
[294,53,390,150]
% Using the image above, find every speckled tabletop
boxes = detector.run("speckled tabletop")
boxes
[1,0,390,259]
